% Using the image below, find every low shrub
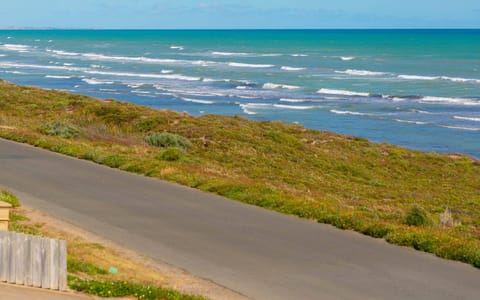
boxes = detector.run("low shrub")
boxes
[144,132,191,151]
[405,207,431,226]
[39,121,80,139]
[0,191,20,207]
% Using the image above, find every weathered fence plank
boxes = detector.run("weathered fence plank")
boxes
[58,239,67,291]
[0,232,66,290]
[41,237,50,289]
[15,233,25,285]
[7,231,16,283]
[24,235,33,286]
[32,236,42,288]
[0,231,8,282]
[49,239,59,290]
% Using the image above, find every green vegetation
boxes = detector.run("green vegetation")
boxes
[144,132,192,150]
[68,277,206,300]
[0,190,20,207]
[39,121,80,139]
[405,207,431,226]
[1,80,479,267]
[67,258,109,276]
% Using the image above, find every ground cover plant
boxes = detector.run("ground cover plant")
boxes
[1,80,479,267]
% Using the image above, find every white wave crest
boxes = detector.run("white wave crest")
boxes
[340,56,355,61]
[0,44,31,52]
[47,49,80,56]
[330,110,370,116]
[398,75,439,81]
[82,53,180,64]
[170,46,184,50]
[335,69,388,76]
[180,97,214,104]
[280,98,308,103]
[212,51,249,56]
[394,119,429,125]
[420,96,479,106]
[291,54,308,57]
[318,88,370,97]
[263,83,300,90]
[228,62,275,68]
[273,104,317,110]
[439,125,480,131]
[85,70,202,81]
[281,66,306,71]
[261,53,282,57]
[45,75,73,79]
[440,76,480,84]
[0,62,85,72]
[82,78,114,85]
[453,116,480,122]
[398,74,480,84]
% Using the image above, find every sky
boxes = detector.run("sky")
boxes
[0,0,479,29]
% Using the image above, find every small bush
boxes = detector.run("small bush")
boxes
[144,132,191,150]
[39,121,80,139]
[157,147,184,161]
[405,207,431,226]
[0,191,20,207]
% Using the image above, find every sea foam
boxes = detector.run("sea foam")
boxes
[335,69,388,76]
[318,88,370,97]
[453,116,480,122]
[263,83,300,90]
[281,66,306,71]
[228,62,275,68]
[45,75,73,79]
[330,110,370,116]
[0,44,31,52]
[82,78,114,85]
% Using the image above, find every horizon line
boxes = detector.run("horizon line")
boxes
[1,27,480,30]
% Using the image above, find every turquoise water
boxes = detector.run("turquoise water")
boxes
[0,30,479,157]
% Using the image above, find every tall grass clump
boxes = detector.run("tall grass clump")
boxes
[144,132,191,151]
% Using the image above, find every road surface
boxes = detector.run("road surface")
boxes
[1,138,479,300]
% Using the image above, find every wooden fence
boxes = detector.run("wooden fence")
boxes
[0,231,67,291]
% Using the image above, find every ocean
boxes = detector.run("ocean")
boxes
[0,30,479,157]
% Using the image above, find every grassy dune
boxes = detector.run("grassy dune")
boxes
[1,80,479,267]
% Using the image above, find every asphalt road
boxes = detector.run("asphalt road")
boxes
[1,138,479,300]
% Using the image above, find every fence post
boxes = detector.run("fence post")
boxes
[0,201,11,231]
[7,231,16,283]
[0,231,8,282]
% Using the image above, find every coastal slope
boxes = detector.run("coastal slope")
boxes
[0,80,479,269]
